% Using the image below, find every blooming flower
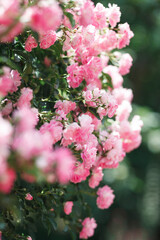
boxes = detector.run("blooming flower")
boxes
[119,53,133,75]
[79,217,97,239]
[25,35,38,52]
[30,3,62,34]
[25,193,33,201]
[96,185,115,209]
[17,88,33,109]
[0,168,16,194]
[89,167,103,188]
[64,201,73,215]
[40,30,57,49]
[106,4,121,28]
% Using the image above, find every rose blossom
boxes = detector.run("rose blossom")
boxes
[97,185,115,209]
[64,201,73,215]
[79,217,97,239]
[25,193,33,201]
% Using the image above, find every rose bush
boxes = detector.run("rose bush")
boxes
[0,0,143,239]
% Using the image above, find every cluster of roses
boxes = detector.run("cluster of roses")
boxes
[0,0,143,239]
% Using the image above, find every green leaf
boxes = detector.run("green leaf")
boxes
[64,12,75,28]
[89,107,101,120]
[71,231,77,240]
[48,216,57,231]
[101,72,113,89]
[52,41,63,58]
[31,30,39,43]
[0,56,22,73]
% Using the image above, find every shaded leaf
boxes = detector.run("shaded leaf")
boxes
[89,107,101,120]
[64,12,75,28]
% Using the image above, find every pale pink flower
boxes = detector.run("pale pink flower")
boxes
[17,88,33,109]
[94,3,107,29]
[67,63,84,88]
[71,33,83,49]
[106,92,118,118]
[40,120,63,145]
[89,167,103,188]
[81,144,97,169]
[117,23,134,49]
[116,100,132,122]
[79,217,97,239]
[83,90,93,101]
[0,156,7,176]
[12,129,52,160]
[62,122,80,147]
[97,107,108,120]
[30,3,62,34]
[0,22,23,42]
[0,68,21,96]
[0,114,13,146]
[83,88,117,119]
[108,103,118,118]
[119,116,143,152]
[0,0,19,25]
[2,100,13,116]
[10,70,21,92]
[79,114,93,129]
[55,148,76,184]
[25,193,33,201]
[0,168,16,194]
[13,107,39,133]
[106,4,121,28]
[40,30,56,49]
[0,67,13,96]
[119,53,133,75]
[99,132,125,169]
[86,78,102,89]
[54,100,76,120]
[97,131,125,169]
[79,0,95,27]
[0,0,23,42]
[81,24,96,46]
[70,162,90,184]
[63,34,71,52]
[84,56,103,79]
[99,30,117,51]
[25,35,38,52]
[84,112,101,131]
[96,185,115,209]
[64,201,73,215]
[71,115,94,145]
[103,65,123,88]
[103,132,118,152]
[112,87,133,105]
